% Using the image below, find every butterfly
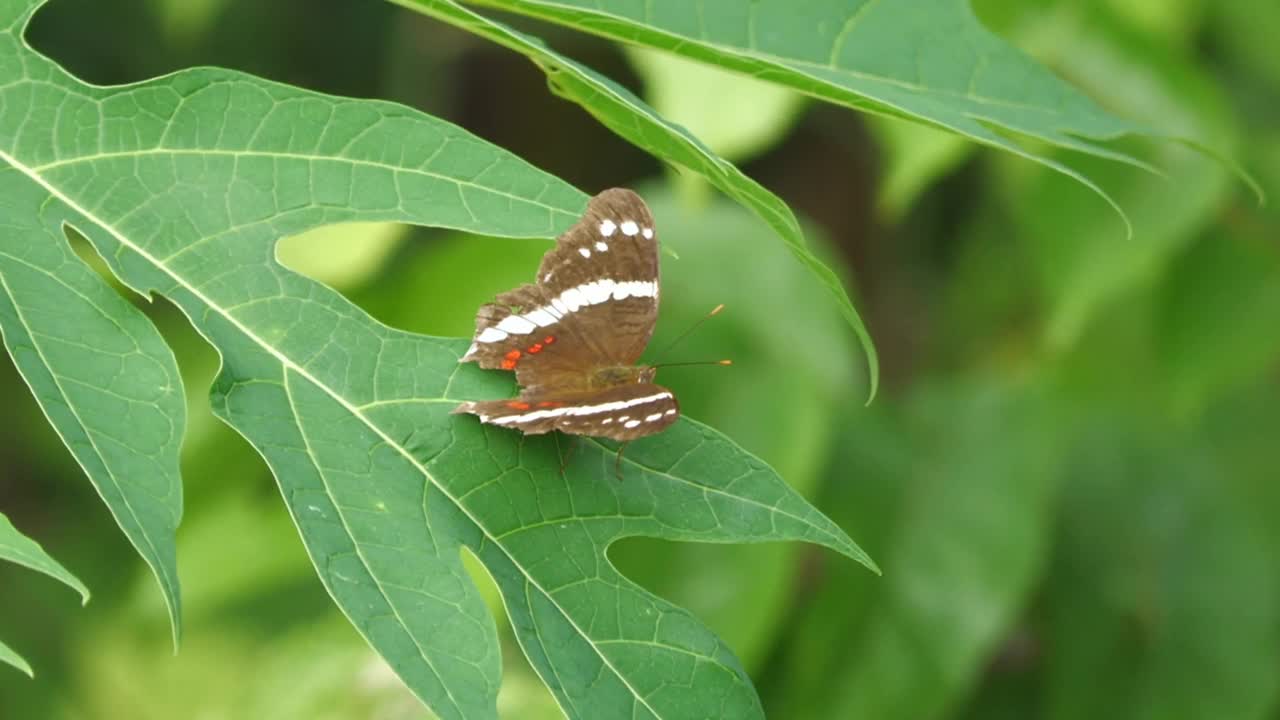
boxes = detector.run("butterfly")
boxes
[453,188,680,444]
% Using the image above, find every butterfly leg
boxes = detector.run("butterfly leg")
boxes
[613,442,630,482]
[554,433,578,477]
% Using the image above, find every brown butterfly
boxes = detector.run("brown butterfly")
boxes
[453,189,680,444]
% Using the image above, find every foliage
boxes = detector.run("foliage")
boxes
[2,0,1277,719]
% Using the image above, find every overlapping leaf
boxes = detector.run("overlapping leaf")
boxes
[0,512,90,675]
[783,377,1061,719]
[0,129,185,644]
[0,0,871,716]
[1046,422,1280,720]
[460,0,1189,227]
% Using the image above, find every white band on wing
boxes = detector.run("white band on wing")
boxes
[473,278,658,345]
[485,391,672,424]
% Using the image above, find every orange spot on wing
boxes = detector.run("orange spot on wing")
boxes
[504,350,521,360]
[536,401,564,408]
[543,335,556,345]
[507,401,531,410]
[527,343,544,354]
[500,359,516,370]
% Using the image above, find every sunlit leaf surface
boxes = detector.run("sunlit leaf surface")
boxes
[0,1,871,716]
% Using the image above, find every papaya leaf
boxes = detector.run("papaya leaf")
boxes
[0,1,872,717]
[0,121,184,647]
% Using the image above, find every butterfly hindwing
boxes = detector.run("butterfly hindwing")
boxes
[454,383,679,441]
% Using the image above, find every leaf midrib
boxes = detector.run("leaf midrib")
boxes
[30,147,580,223]
[280,369,466,718]
[1,148,666,719]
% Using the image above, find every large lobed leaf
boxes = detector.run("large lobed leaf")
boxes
[0,0,871,717]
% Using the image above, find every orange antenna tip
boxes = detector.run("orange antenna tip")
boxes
[709,303,725,316]
[718,359,733,365]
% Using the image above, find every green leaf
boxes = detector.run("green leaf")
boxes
[0,511,91,677]
[608,188,862,672]
[625,48,805,164]
[0,512,90,604]
[396,0,881,401]
[998,4,1237,347]
[783,376,1061,719]
[0,639,32,678]
[1046,422,1280,720]
[0,1,870,717]
[463,0,1190,226]
[0,155,184,644]
[1158,227,1280,417]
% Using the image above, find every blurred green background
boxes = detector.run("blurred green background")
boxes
[2,0,1278,718]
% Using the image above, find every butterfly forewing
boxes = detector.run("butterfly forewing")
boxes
[454,383,679,441]
[461,189,660,394]
[534,188,660,367]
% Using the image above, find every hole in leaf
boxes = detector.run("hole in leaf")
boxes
[275,222,408,293]
[458,545,562,715]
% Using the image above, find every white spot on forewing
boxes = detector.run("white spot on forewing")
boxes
[664,408,677,416]
[496,314,536,334]
[550,298,568,315]
[624,419,641,428]
[487,393,672,425]
[620,220,639,236]
[601,417,613,424]
[578,247,591,258]
[645,413,663,422]
[595,241,608,252]
[477,327,508,343]
[544,272,553,281]
[599,219,617,237]
[464,342,478,358]
[642,227,654,239]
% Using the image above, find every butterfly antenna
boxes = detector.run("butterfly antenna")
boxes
[651,359,733,369]
[652,304,725,365]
